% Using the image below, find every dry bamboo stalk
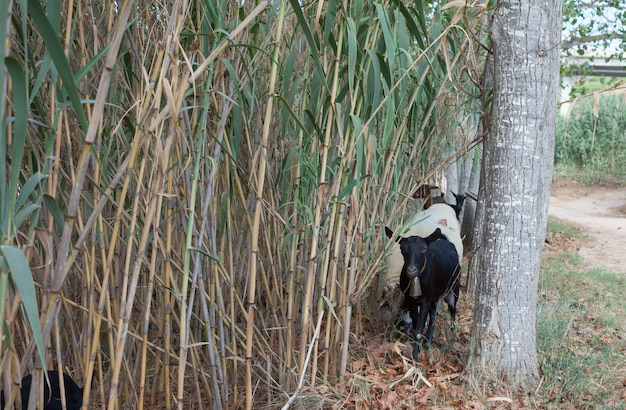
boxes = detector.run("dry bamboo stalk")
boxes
[82,4,176,406]
[108,136,173,408]
[311,182,341,384]
[162,141,179,408]
[285,212,298,391]
[30,0,135,370]
[322,203,344,380]
[299,15,345,377]
[245,1,287,408]
[281,310,324,410]
[284,57,310,388]
[221,163,238,404]
[176,137,201,409]
[339,247,357,379]
[137,190,165,410]
[186,116,227,408]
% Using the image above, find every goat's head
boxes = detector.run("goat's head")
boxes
[386,227,443,279]
[413,184,439,210]
[451,191,466,207]
[412,184,438,199]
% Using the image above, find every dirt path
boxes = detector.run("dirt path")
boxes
[549,180,626,274]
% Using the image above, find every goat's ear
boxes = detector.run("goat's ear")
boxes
[425,228,442,244]
[412,186,425,198]
[413,184,434,198]
[385,226,394,239]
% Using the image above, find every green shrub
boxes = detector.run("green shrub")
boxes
[556,94,626,176]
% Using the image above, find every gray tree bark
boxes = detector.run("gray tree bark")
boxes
[467,0,562,387]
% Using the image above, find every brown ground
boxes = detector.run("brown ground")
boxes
[549,179,626,274]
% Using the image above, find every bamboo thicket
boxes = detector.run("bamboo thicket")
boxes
[0,0,485,408]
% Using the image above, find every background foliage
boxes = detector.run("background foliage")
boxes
[557,93,626,177]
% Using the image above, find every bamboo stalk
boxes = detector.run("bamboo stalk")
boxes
[245,1,287,408]
[31,0,135,370]
[299,11,346,378]
[163,153,175,409]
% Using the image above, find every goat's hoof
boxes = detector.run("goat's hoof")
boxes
[411,344,421,362]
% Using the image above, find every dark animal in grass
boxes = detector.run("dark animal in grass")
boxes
[450,191,467,218]
[413,184,466,220]
[0,371,83,410]
[412,184,440,209]
[382,203,462,312]
[385,226,461,361]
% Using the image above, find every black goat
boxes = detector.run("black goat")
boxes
[0,371,83,410]
[450,191,467,218]
[385,227,461,361]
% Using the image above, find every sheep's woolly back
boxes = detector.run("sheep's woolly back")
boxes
[385,204,463,288]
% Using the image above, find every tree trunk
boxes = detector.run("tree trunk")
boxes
[466,0,562,387]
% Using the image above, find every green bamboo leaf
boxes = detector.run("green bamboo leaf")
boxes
[46,0,62,31]
[346,17,358,95]
[287,0,330,92]
[322,296,339,322]
[275,95,311,139]
[1,246,46,371]
[278,147,299,193]
[189,247,222,263]
[4,57,28,237]
[336,180,358,202]
[381,100,395,149]
[27,0,88,130]
[0,0,9,231]
[366,50,382,104]
[0,269,10,349]
[14,203,40,230]
[220,58,247,161]
[31,44,110,105]
[395,10,410,51]
[375,4,395,69]
[15,172,46,212]
[74,44,110,84]
[1,317,12,349]
[393,0,427,49]
[376,52,391,92]
[42,194,65,231]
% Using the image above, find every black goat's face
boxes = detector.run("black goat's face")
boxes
[385,227,442,280]
[398,236,427,279]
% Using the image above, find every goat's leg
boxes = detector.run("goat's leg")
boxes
[445,292,456,318]
[423,302,438,346]
[396,310,413,334]
[411,299,430,361]
[446,277,461,327]
[444,290,457,324]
